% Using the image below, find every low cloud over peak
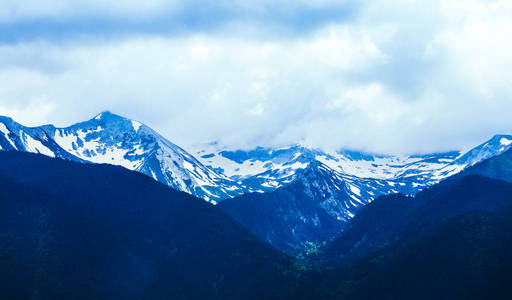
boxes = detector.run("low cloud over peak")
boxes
[1,0,511,154]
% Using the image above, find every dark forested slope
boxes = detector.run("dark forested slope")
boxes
[308,175,512,299]
[0,152,300,300]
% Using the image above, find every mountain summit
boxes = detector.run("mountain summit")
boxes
[0,112,246,202]
[1,112,511,253]
[1,111,511,205]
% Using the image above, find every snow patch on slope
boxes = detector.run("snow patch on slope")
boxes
[131,120,142,132]
[20,132,55,157]
[501,137,512,146]
[349,184,361,196]
[53,126,144,170]
[0,123,16,149]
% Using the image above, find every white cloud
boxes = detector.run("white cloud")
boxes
[0,0,511,154]
[0,95,56,126]
[0,26,387,143]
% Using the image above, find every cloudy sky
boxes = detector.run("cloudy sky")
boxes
[1,0,511,154]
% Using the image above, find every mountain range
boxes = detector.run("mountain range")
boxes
[2,149,512,299]
[0,116,512,300]
[1,111,511,253]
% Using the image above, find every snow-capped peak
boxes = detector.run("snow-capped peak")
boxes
[0,112,246,202]
[1,112,510,208]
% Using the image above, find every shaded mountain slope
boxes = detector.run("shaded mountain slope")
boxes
[219,162,358,255]
[305,175,512,299]
[0,152,299,300]
[459,148,512,183]
[312,175,512,265]
[347,210,512,300]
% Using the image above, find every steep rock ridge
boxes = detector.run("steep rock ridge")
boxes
[219,160,425,254]
[456,147,512,184]
[219,161,354,254]
[197,137,512,253]
[1,111,510,207]
[455,134,512,166]
[0,112,246,202]
[192,136,512,203]
[0,116,82,161]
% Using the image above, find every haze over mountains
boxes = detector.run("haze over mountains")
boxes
[1,111,511,253]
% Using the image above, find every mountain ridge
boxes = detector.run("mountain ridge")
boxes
[1,112,511,253]
[0,111,248,202]
[2,111,511,204]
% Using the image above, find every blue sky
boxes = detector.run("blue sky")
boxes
[1,0,511,154]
